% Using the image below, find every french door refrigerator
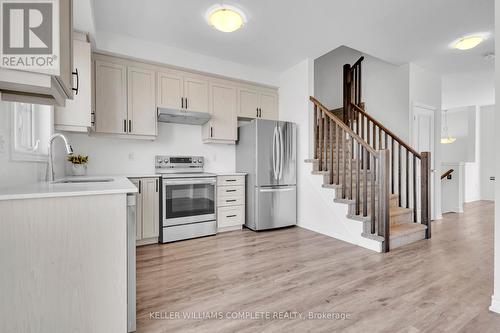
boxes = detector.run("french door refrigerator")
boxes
[236,119,297,230]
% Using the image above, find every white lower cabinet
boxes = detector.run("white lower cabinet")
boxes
[130,177,160,245]
[217,175,246,232]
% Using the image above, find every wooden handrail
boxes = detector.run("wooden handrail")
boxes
[441,169,454,180]
[351,56,364,69]
[350,102,422,159]
[311,96,377,156]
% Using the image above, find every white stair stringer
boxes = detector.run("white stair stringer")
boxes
[299,162,383,253]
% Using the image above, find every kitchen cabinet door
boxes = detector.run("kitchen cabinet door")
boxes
[238,88,260,118]
[127,67,157,136]
[130,179,143,241]
[95,60,128,134]
[259,92,279,120]
[207,83,237,141]
[55,37,92,132]
[141,178,160,239]
[157,72,183,109]
[184,76,209,113]
[56,0,74,99]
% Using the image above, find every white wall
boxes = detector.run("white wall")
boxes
[409,63,443,220]
[441,107,476,163]
[491,1,500,315]
[64,123,235,176]
[279,58,381,252]
[442,70,495,110]
[0,101,47,188]
[479,105,495,201]
[95,31,279,87]
[441,162,464,214]
[314,46,410,141]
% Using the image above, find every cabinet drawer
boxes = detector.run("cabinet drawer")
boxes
[218,185,245,199]
[218,195,244,207]
[218,206,245,228]
[217,175,245,186]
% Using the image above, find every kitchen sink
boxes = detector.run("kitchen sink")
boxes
[51,178,114,184]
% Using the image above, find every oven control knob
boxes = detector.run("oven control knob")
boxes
[164,159,169,163]
[198,158,202,163]
[158,159,163,164]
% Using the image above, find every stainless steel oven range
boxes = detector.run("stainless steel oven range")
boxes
[156,155,217,243]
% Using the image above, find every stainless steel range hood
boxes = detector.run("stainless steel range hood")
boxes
[157,107,211,125]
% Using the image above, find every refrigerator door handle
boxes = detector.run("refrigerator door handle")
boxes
[259,186,295,193]
[273,126,279,181]
[278,125,284,180]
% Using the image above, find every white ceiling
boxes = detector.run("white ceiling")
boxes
[93,0,494,75]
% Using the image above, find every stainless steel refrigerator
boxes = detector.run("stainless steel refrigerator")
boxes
[236,119,297,230]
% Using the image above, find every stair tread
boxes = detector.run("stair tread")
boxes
[390,207,413,217]
[390,223,427,238]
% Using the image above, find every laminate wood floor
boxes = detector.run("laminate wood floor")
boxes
[136,201,500,332]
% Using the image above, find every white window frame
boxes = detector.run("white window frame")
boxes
[11,102,52,162]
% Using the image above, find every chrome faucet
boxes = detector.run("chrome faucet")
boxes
[47,133,73,181]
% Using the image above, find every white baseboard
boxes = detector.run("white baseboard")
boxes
[489,295,500,314]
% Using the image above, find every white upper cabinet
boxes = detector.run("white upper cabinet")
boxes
[203,82,237,143]
[157,72,183,110]
[157,72,209,113]
[92,53,278,142]
[128,67,156,136]
[55,34,92,132]
[238,87,279,120]
[0,0,74,106]
[95,60,128,135]
[94,55,157,138]
[184,77,209,113]
[259,92,279,120]
[239,88,260,118]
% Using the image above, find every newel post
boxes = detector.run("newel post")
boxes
[343,64,351,126]
[421,152,431,239]
[377,149,390,252]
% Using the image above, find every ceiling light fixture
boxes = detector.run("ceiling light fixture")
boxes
[453,35,485,50]
[206,4,247,33]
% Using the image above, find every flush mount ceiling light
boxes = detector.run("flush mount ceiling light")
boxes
[206,4,247,33]
[453,35,485,50]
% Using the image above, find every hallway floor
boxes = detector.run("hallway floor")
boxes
[136,201,500,332]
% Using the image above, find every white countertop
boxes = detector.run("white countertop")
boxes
[216,172,247,176]
[0,176,138,201]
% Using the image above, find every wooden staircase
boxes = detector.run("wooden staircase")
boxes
[306,57,431,252]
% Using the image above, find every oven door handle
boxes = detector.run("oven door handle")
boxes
[163,178,216,185]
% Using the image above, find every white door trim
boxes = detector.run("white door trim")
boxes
[411,102,438,220]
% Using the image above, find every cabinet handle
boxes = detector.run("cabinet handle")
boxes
[156,179,158,192]
[226,189,237,192]
[129,120,132,133]
[72,68,79,95]
[185,97,188,109]
[123,119,127,133]
[256,107,259,117]
[138,180,142,194]
[181,97,184,109]
[210,126,213,138]
[225,179,237,182]
[226,215,237,218]
[226,199,237,202]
